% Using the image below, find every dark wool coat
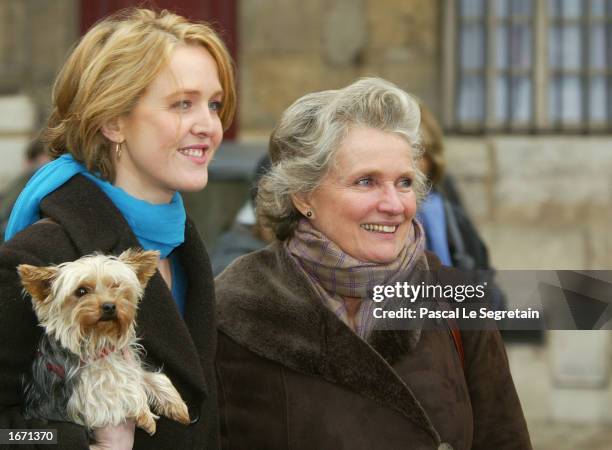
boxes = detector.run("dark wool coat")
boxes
[215,242,532,450]
[0,175,219,450]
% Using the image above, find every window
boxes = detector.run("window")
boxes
[443,0,612,132]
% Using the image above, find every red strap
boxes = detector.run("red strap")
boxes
[450,328,464,368]
[36,350,66,378]
[446,319,465,369]
[45,362,66,378]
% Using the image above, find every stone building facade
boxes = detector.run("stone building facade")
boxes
[1,1,612,445]
[1,0,611,270]
[240,0,442,136]
[238,0,612,271]
[0,0,77,190]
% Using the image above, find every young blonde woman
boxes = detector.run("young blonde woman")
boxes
[0,8,235,449]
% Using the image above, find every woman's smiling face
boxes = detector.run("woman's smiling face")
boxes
[111,44,224,204]
[297,126,418,263]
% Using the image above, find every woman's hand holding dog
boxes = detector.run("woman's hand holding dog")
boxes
[90,419,135,450]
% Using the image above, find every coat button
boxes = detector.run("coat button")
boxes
[438,443,453,450]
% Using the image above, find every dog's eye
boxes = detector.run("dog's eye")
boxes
[75,287,89,297]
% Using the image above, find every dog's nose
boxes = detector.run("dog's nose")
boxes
[102,303,116,313]
[100,303,117,320]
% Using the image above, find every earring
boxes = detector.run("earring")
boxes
[306,211,313,218]
[115,142,122,159]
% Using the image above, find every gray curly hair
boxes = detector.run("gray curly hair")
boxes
[257,77,428,241]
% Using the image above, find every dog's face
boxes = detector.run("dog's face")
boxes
[17,249,159,355]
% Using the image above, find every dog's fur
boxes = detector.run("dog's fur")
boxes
[18,249,190,435]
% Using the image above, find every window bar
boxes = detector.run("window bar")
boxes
[454,0,462,129]
[582,0,591,131]
[556,0,564,131]
[506,0,515,131]
[606,0,612,125]
[519,0,537,128]
[534,0,548,129]
[442,0,457,129]
[525,1,538,130]
[485,0,496,131]
[482,3,488,131]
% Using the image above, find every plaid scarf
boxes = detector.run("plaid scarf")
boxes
[286,218,426,338]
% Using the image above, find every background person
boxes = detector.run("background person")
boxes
[417,102,506,311]
[0,8,235,450]
[0,139,51,242]
[215,78,531,450]
[211,154,272,276]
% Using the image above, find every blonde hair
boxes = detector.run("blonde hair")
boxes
[258,77,427,241]
[42,8,236,181]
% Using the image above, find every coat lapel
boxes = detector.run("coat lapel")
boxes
[175,219,215,394]
[136,270,207,400]
[216,242,440,442]
[40,175,207,400]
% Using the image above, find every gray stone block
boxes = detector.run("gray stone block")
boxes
[0,95,35,133]
[322,0,367,66]
[445,138,491,179]
[0,137,29,191]
[240,0,324,53]
[492,137,612,223]
[479,223,586,270]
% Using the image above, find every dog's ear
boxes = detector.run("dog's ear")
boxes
[118,249,160,287]
[17,264,58,303]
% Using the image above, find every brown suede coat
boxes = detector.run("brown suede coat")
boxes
[215,242,532,450]
[0,175,219,450]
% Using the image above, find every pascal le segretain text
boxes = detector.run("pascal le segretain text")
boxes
[373,306,540,321]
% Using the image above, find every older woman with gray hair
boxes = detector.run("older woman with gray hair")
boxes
[215,78,531,450]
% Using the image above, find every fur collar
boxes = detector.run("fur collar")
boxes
[216,242,443,443]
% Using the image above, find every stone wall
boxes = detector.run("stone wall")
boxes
[0,0,78,187]
[239,0,441,138]
[0,0,78,122]
[1,0,610,272]
[238,0,611,271]
[0,95,36,191]
[445,137,612,270]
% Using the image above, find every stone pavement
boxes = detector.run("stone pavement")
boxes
[507,343,612,450]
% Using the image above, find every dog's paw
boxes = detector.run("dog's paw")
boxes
[167,400,190,425]
[136,411,157,436]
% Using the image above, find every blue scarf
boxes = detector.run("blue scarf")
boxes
[4,154,185,258]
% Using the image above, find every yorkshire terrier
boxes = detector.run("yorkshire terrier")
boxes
[17,249,190,436]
